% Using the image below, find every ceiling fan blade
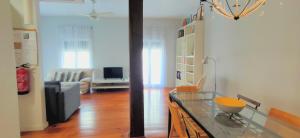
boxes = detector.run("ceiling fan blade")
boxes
[78,13,90,17]
[96,12,114,16]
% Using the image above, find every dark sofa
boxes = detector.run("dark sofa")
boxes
[45,81,80,125]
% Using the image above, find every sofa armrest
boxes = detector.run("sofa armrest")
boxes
[45,87,60,125]
[59,83,80,121]
[45,81,60,85]
[45,81,61,92]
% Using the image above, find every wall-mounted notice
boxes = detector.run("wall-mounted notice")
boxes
[13,29,38,66]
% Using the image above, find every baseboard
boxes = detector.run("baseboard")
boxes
[20,122,48,132]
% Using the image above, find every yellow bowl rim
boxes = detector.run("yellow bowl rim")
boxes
[214,97,246,107]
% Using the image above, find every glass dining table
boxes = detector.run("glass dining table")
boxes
[169,91,300,138]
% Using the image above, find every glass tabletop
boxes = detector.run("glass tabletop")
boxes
[170,91,300,138]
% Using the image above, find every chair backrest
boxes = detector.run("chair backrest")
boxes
[175,75,206,93]
[176,85,198,92]
[265,108,300,137]
[177,107,208,138]
[269,108,300,128]
[196,75,206,91]
[237,94,261,110]
[168,102,188,138]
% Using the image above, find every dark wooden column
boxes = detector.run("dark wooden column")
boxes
[129,0,144,137]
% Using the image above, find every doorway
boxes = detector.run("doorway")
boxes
[143,41,164,88]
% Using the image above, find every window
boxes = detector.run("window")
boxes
[60,25,93,68]
[62,41,91,68]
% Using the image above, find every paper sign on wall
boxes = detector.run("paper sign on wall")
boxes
[13,29,38,66]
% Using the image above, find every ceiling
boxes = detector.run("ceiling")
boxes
[39,0,199,18]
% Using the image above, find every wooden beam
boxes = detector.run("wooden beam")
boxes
[129,0,144,137]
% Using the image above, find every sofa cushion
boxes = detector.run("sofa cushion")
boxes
[45,81,61,92]
[54,72,65,82]
[61,82,80,91]
[68,72,77,82]
[75,71,84,82]
[80,77,91,82]
[80,71,90,80]
[63,72,71,82]
[53,72,58,81]
[80,77,91,94]
[80,71,87,80]
[80,81,90,94]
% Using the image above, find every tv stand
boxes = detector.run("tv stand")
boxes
[91,78,130,90]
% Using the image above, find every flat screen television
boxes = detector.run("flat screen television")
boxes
[104,67,123,79]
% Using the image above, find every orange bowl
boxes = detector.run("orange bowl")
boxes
[214,97,246,113]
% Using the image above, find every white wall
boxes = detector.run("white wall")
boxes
[10,0,48,131]
[204,0,300,115]
[40,17,180,87]
[40,17,129,78]
[10,0,39,29]
[0,0,20,137]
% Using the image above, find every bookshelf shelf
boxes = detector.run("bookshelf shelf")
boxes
[176,21,204,86]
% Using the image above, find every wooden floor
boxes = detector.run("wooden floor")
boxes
[21,88,172,138]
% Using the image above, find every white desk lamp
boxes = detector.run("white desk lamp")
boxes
[202,56,217,98]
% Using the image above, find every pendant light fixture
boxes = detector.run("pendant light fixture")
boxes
[200,0,267,20]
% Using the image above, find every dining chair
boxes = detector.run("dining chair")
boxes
[237,94,261,110]
[178,107,208,138]
[269,108,300,128]
[176,75,206,92]
[265,108,300,137]
[169,102,208,138]
[168,102,189,138]
[195,75,206,91]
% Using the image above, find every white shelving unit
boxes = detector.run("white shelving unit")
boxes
[91,78,130,90]
[176,21,204,86]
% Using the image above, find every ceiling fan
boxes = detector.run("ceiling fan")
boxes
[80,0,113,20]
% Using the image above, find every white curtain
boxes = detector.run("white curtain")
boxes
[143,25,167,88]
[59,25,93,68]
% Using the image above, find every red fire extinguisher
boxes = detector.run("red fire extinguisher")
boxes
[16,63,30,95]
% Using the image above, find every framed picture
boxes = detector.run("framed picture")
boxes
[177,71,181,80]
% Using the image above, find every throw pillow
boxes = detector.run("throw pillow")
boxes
[75,71,83,82]
[60,72,65,82]
[54,72,65,82]
[80,81,90,94]
[79,71,87,81]
[63,72,71,82]
[80,77,91,82]
[69,72,77,82]
[53,72,58,81]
